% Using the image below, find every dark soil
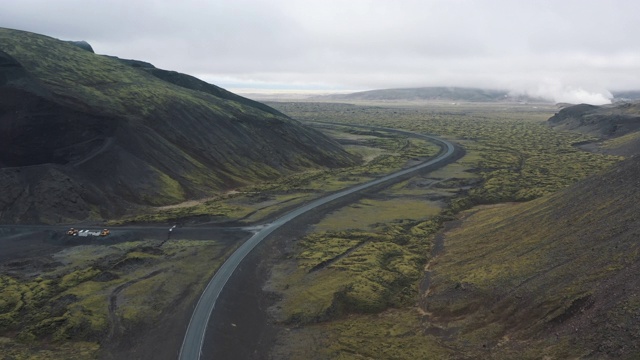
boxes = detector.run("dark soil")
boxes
[200,143,465,359]
[0,136,463,359]
[425,155,640,358]
[202,192,355,359]
[0,224,249,360]
[201,163,464,359]
[0,29,359,224]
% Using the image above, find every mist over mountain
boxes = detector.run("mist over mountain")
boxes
[612,90,640,102]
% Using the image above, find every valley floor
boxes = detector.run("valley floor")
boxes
[1,101,631,359]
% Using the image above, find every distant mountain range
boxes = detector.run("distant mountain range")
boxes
[312,87,551,103]
[0,28,356,224]
[311,87,640,104]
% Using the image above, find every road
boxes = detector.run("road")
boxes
[178,128,457,360]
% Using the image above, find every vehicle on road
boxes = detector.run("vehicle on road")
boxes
[66,228,110,237]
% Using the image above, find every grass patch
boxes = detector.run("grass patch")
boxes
[269,215,445,326]
[0,238,238,358]
[271,309,452,360]
[270,101,621,210]
[601,130,640,149]
[108,124,441,225]
[315,198,441,231]
[260,101,623,358]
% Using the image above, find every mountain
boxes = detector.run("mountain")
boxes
[313,87,550,103]
[0,28,356,224]
[427,151,640,358]
[423,103,640,357]
[548,102,640,136]
[548,101,640,156]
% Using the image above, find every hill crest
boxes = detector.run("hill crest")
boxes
[0,28,356,224]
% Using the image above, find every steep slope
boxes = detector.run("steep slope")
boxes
[314,87,549,103]
[425,155,640,358]
[0,28,356,224]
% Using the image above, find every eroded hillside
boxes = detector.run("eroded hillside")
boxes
[425,152,640,358]
[0,28,356,224]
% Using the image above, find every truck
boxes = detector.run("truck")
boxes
[66,228,110,237]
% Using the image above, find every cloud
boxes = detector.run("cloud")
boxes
[510,79,612,105]
[2,0,640,104]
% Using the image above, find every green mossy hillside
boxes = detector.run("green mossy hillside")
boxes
[426,155,640,358]
[0,28,357,224]
[263,101,626,359]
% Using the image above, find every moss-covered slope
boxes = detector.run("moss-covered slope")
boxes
[427,155,640,358]
[0,28,356,223]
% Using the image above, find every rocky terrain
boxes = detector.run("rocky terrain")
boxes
[548,101,640,156]
[424,152,640,358]
[549,102,640,136]
[3,26,640,360]
[408,103,640,358]
[233,101,637,359]
[0,28,357,224]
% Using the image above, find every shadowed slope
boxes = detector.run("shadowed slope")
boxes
[0,28,356,223]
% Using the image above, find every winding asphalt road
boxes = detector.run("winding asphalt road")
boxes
[178,127,457,360]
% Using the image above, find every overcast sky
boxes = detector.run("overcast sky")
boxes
[3,0,640,104]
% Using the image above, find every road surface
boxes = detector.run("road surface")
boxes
[179,128,457,360]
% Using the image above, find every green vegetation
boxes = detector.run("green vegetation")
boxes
[314,197,441,231]
[110,126,440,225]
[259,101,624,358]
[0,28,359,224]
[1,99,627,358]
[268,218,443,323]
[0,238,237,358]
[271,309,452,360]
[265,187,454,357]
[270,102,621,208]
[422,172,640,358]
[601,130,640,150]
[0,29,279,123]
[107,194,250,225]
